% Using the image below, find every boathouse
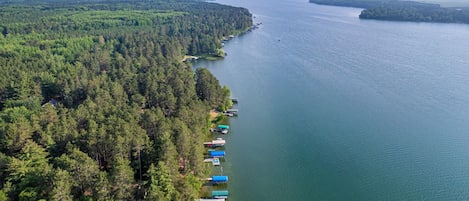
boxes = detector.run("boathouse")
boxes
[209,150,225,158]
[217,125,229,130]
[212,190,229,198]
[212,176,228,183]
[217,125,229,134]
[203,138,226,147]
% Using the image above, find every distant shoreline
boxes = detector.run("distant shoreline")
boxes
[309,0,469,25]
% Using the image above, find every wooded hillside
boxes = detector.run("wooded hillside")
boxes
[0,0,252,200]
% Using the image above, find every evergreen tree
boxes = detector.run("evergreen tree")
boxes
[50,169,73,201]
[110,156,135,200]
[145,162,176,201]
[0,0,253,199]
[93,172,111,201]
[7,141,52,200]
[55,146,100,198]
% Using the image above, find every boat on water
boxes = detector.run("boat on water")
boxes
[225,108,238,116]
[217,125,229,134]
[212,158,220,166]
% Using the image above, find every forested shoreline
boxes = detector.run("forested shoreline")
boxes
[0,0,252,200]
[309,0,469,24]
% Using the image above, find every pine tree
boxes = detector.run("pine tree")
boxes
[145,162,176,201]
[110,156,135,200]
[50,169,73,201]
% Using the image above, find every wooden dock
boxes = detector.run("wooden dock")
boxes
[223,108,238,117]
[203,158,221,166]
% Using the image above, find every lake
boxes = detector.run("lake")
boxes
[194,0,469,200]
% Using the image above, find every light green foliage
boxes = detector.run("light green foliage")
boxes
[180,172,202,200]
[0,190,6,201]
[92,172,111,201]
[7,141,52,200]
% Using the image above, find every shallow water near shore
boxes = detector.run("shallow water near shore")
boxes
[194,0,469,200]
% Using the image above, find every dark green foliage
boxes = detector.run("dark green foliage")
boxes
[195,68,231,111]
[0,0,252,200]
[310,0,469,24]
[50,169,73,201]
[359,3,469,24]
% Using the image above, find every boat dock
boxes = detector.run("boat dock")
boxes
[203,158,221,166]
[209,150,225,158]
[217,125,229,130]
[212,176,228,183]
[204,176,228,182]
[224,108,238,116]
[201,112,238,199]
[203,138,226,147]
[212,158,220,165]
[217,125,229,134]
[212,190,229,199]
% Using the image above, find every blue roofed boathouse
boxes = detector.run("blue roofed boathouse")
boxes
[212,176,228,183]
[209,150,225,157]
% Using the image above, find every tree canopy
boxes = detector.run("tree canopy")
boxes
[0,0,251,200]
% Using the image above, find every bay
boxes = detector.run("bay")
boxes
[194,0,469,200]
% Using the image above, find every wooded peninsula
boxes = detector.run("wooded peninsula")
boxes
[310,0,469,24]
[0,0,252,200]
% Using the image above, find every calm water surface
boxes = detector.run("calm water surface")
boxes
[194,0,469,200]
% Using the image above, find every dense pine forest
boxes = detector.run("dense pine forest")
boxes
[0,0,252,200]
[359,2,469,23]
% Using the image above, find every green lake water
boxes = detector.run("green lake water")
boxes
[194,0,469,200]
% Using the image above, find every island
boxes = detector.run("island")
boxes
[309,0,469,24]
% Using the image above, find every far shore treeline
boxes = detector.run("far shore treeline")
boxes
[0,0,252,200]
[310,0,469,24]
